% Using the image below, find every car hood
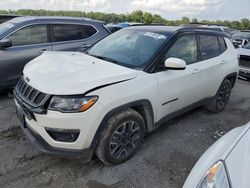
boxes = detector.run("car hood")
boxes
[225,124,250,188]
[23,52,138,95]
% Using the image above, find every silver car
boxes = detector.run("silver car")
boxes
[184,122,250,188]
[0,16,110,91]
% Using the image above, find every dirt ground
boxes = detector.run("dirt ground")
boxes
[0,79,249,188]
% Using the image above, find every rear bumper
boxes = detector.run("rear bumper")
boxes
[240,55,250,61]
[239,67,250,79]
[19,120,94,159]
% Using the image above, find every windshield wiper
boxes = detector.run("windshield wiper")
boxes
[90,54,119,64]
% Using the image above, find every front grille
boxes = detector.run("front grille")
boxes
[15,78,49,107]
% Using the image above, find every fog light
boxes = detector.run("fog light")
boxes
[45,128,80,142]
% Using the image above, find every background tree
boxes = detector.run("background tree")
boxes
[1,9,249,30]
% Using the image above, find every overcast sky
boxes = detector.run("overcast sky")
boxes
[0,0,249,20]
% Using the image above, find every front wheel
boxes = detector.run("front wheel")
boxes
[95,109,145,165]
[206,79,232,113]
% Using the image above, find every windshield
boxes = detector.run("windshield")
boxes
[0,22,15,36]
[88,28,169,69]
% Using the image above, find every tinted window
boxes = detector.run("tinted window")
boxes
[199,35,220,60]
[218,37,227,53]
[0,22,15,36]
[166,35,198,65]
[52,24,97,42]
[8,25,47,46]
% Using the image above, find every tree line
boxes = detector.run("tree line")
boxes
[1,9,250,30]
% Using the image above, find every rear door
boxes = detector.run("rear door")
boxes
[0,24,52,87]
[50,23,98,51]
[196,34,226,97]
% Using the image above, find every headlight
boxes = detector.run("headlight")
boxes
[198,161,231,188]
[48,95,98,113]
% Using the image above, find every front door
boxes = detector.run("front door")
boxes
[0,24,52,88]
[155,34,204,118]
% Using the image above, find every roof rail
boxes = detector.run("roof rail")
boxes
[130,23,166,26]
[179,26,224,32]
[184,22,228,27]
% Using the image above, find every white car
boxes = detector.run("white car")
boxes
[233,38,249,48]
[14,26,239,165]
[236,43,250,79]
[184,122,250,188]
[237,43,250,59]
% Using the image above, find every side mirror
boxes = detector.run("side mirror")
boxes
[165,57,186,70]
[0,38,12,49]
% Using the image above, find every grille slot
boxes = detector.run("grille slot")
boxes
[15,78,48,107]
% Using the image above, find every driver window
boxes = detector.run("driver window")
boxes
[8,25,48,46]
[166,35,198,65]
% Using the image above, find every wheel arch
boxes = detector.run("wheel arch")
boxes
[224,72,238,88]
[90,99,155,149]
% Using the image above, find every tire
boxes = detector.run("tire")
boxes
[206,79,232,113]
[95,109,145,165]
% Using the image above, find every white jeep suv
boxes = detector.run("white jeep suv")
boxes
[14,26,239,165]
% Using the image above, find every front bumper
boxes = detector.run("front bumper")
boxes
[14,89,105,159]
[19,119,94,159]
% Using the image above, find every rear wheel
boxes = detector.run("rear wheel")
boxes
[206,79,232,112]
[95,109,145,165]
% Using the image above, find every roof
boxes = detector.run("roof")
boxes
[128,25,180,33]
[8,16,104,24]
[126,25,229,38]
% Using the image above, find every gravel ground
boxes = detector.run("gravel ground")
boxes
[0,79,249,188]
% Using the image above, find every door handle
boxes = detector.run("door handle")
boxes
[221,60,227,64]
[192,69,200,74]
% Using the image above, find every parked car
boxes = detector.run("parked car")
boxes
[106,22,142,33]
[232,38,249,48]
[232,31,250,46]
[237,43,250,60]
[0,16,110,91]
[184,121,250,188]
[0,14,19,24]
[237,43,250,79]
[14,25,238,165]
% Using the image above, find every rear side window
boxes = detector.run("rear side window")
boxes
[51,24,97,42]
[8,25,48,46]
[218,37,227,53]
[199,35,220,60]
[166,35,198,65]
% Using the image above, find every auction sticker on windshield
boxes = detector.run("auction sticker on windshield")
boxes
[144,32,167,40]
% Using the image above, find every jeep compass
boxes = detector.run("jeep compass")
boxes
[14,26,239,165]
